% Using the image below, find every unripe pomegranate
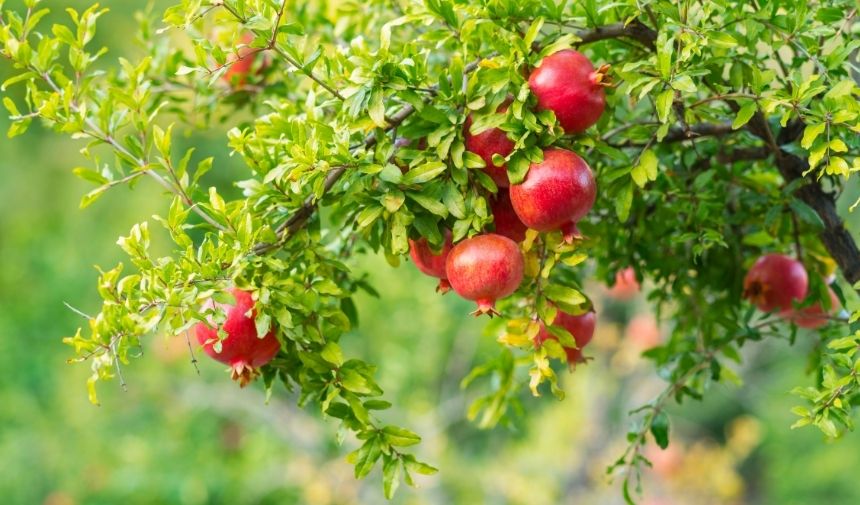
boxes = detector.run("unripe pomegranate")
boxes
[607,267,640,300]
[464,101,515,187]
[534,309,597,365]
[509,148,596,232]
[528,49,607,134]
[195,288,281,386]
[409,230,454,293]
[445,234,524,315]
[490,192,528,243]
[786,285,839,329]
[743,254,808,313]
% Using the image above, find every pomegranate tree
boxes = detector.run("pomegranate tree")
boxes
[194,289,281,386]
[445,234,524,315]
[528,49,607,134]
[222,34,262,87]
[743,254,808,313]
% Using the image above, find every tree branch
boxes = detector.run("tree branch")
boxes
[576,20,657,50]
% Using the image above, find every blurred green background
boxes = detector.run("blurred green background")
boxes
[3,1,860,504]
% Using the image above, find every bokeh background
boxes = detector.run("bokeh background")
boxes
[2,1,860,504]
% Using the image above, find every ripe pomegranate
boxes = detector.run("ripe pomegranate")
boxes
[607,267,640,300]
[464,101,515,187]
[528,49,607,134]
[743,254,808,313]
[195,288,281,386]
[533,309,597,365]
[626,313,661,350]
[409,230,454,292]
[445,234,524,315]
[786,285,839,329]
[490,192,528,242]
[222,34,263,86]
[509,148,596,232]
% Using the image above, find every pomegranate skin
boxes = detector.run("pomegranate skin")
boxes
[464,104,515,188]
[528,49,606,134]
[490,192,529,243]
[787,285,839,329]
[534,310,597,365]
[409,230,454,292]
[509,148,597,231]
[195,288,281,386]
[743,254,808,313]
[445,234,524,315]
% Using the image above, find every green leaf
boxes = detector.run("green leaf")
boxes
[801,123,825,150]
[383,455,402,499]
[631,150,658,188]
[732,102,757,130]
[615,182,633,221]
[402,161,447,184]
[382,425,422,447]
[543,284,586,308]
[655,89,674,123]
[320,342,344,367]
[789,200,824,229]
[407,192,448,217]
[650,411,670,449]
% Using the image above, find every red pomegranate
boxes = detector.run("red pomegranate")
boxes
[607,267,640,300]
[743,254,808,313]
[528,49,607,134]
[490,192,528,242]
[464,101,515,187]
[786,285,839,329]
[509,148,596,232]
[445,234,524,315]
[409,230,454,292]
[626,313,661,350]
[222,34,263,86]
[195,288,281,386]
[534,310,597,365]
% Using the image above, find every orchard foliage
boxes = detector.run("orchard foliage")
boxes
[1,0,860,501]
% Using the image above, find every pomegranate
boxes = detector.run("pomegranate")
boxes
[528,49,607,134]
[607,267,640,300]
[533,309,597,365]
[509,148,596,232]
[195,288,281,386]
[743,254,808,313]
[222,34,263,86]
[626,313,661,350]
[445,234,524,315]
[464,101,515,187]
[786,285,839,329]
[490,192,528,243]
[409,230,454,292]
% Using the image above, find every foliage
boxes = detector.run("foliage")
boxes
[1,0,859,502]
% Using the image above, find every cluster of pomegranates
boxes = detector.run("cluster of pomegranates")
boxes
[743,253,839,328]
[409,49,607,365]
[193,50,609,382]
